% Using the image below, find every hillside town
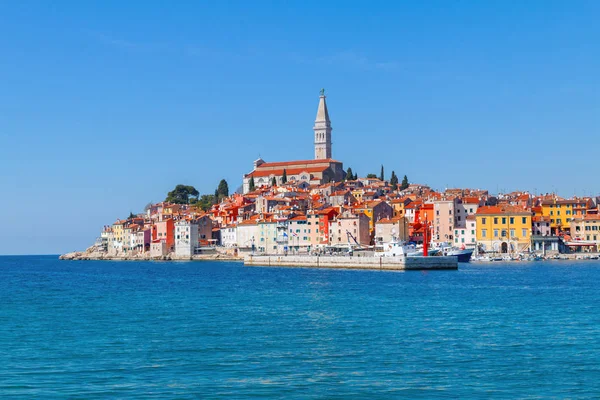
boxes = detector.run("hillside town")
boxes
[80,91,600,260]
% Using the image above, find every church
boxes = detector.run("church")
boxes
[242,91,345,194]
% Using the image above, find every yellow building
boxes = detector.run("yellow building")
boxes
[540,200,575,234]
[390,197,412,218]
[475,205,532,253]
[112,220,126,243]
[354,200,394,233]
[351,189,364,203]
[540,198,593,234]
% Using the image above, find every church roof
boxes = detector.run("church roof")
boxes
[254,159,341,169]
[247,165,330,178]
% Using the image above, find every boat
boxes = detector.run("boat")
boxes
[377,238,416,257]
[431,242,473,262]
[444,247,474,262]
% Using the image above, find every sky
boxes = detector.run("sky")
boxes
[1,1,599,254]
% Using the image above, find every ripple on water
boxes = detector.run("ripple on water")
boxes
[0,257,599,398]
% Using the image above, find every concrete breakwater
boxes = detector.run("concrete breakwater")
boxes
[244,255,458,270]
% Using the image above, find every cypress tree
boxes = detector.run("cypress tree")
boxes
[390,171,398,188]
[400,175,409,190]
[380,165,384,181]
[249,176,255,191]
[217,179,229,199]
[345,167,354,181]
[271,176,277,186]
[282,169,288,184]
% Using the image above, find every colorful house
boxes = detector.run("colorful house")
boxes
[475,205,532,253]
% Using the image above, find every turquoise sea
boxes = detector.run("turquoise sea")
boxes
[1,256,599,399]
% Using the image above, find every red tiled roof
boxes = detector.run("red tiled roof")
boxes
[247,166,329,178]
[477,205,531,215]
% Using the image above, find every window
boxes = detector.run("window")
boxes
[494,218,498,224]
[469,208,473,213]
[510,229,515,238]
[471,230,475,235]
[502,217,506,224]
[550,211,554,216]
[522,217,527,224]
[436,210,440,216]
[461,230,465,234]
[510,217,514,224]
[461,238,465,243]
[482,229,487,238]
[501,230,507,237]
[494,229,499,237]
[482,218,486,224]
[557,211,561,216]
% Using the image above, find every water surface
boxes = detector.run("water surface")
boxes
[1,256,599,398]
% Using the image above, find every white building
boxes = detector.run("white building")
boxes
[175,220,199,257]
[258,219,278,254]
[375,217,409,244]
[454,215,477,247]
[455,198,481,229]
[220,225,237,248]
[237,220,260,252]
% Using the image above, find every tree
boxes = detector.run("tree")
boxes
[353,172,358,180]
[282,169,288,184]
[215,179,229,201]
[197,194,216,211]
[390,171,398,188]
[249,176,256,191]
[380,165,384,181]
[271,176,277,186]
[345,167,354,181]
[128,211,136,219]
[400,175,409,190]
[366,173,377,179]
[214,189,219,204]
[165,184,199,204]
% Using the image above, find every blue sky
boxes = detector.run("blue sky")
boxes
[1,1,599,254]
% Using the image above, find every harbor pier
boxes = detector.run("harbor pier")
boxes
[243,255,458,270]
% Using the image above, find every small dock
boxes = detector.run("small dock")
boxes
[243,255,458,271]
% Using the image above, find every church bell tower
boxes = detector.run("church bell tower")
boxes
[313,89,332,160]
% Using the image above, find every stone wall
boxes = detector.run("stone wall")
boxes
[244,255,457,270]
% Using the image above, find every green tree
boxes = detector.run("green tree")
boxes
[366,173,377,179]
[271,176,277,186]
[353,172,358,180]
[400,175,409,190]
[282,169,288,184]
[345,167,354,181]
[165,184,199,204]
[128,211,136,219]
[197,194,216,211]
[390,171,398,188]
[380,165,384,181]
[249,176,256,191]
[217,179,229,199]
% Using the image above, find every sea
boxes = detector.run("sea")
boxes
[1,256,599,399]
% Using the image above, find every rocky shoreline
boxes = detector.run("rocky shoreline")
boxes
[59,246,243,262]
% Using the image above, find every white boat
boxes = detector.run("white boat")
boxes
[431,242,474,262]
[377,238,416,257]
